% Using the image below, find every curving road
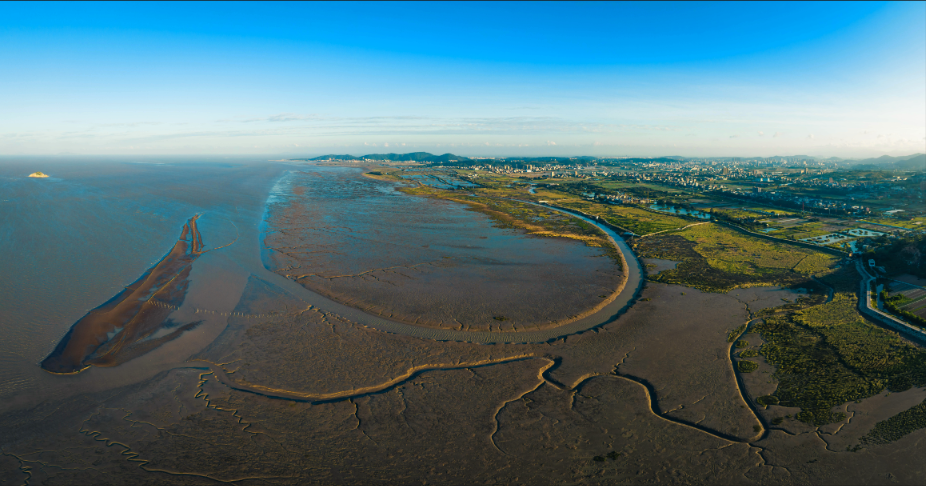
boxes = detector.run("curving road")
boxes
[257,202,644,344]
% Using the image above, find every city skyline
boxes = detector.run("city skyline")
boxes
[1,1,924,158]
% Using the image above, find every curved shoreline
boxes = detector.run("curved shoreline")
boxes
[261,189,645,344]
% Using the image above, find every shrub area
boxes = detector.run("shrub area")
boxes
[556,200,691,235]
[861,398,926,445]
[727,323,747,342]
[738,360,759,373]
[756,293,926,426]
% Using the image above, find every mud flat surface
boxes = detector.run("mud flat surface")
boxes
[643,257,678,274]
[7,265,926,484]
[263,167,625,331]
[41,215,207,374]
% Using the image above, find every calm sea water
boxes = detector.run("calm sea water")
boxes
[0,157,285,407]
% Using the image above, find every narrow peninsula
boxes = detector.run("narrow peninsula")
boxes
[41,215,206,374]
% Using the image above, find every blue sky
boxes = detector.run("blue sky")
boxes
[1,1,924,157]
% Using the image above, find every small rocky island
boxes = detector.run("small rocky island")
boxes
[28,171,49,178]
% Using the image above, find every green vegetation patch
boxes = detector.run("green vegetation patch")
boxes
[776,223,829,238]
[756,395,780,406]
[883,293,926,328]
[714,208,764,220]
[728,324,747,342]
[756,294,830,317]
[633,224,837,292]
[740,349,759,358]
[816,264,861,294]
[865,233,926,279]
[860,217,926,230]
[738,360,759,373]
[555,200,691,235]
[755,292,926,426]
[861,398,926,445]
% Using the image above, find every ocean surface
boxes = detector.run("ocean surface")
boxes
[0,157,284,409]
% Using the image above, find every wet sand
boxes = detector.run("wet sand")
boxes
[41,215,206,374]
[264,168,629,332]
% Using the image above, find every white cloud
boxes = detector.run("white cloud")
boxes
[547,141,556,145]
[773,132,782,138]
[757,131,764,136]
[808,134,815,139]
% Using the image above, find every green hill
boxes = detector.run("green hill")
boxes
[308,154,359,160]
[360,152,471,163]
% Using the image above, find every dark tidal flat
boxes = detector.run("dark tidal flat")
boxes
[263,166,625,331]
[41,215,205,374]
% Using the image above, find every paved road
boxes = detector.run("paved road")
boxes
[855,259,926,343]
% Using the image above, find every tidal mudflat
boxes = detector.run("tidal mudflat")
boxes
[5,158,926,485]
[263,166,625,331]
[6,254,923,485]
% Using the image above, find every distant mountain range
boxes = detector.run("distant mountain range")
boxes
[846,153,925,170]
[307,153,682,165]
[302,152,925,170]
[310,152,469,163]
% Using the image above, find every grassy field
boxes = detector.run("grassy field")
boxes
[634,224,838,292]
[554,200,692,235]
[858,217,926,229]
[713,208,763,220]
[362,168,403,181]
[768,221,835,240]
[745,206,799,217]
